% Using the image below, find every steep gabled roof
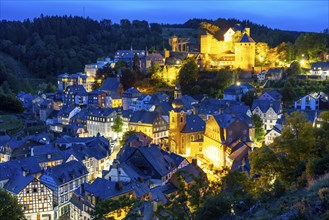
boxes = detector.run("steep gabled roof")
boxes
[41,160,87,186]
[4,175,34,194]
[99,77,120,92]
[252,99,281,113]
[83,178,134,200]
[129,111,160,124]
[239,33,255,43]
[182,115,205,133]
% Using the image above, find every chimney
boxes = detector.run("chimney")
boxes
[22,169,28,177]
[116,181,123,190]
[192,158,198,166]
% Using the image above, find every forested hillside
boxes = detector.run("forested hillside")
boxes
[0,15,309,79]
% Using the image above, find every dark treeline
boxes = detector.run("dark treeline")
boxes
[0,15,163,78]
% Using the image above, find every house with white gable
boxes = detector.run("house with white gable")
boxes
[294,92,328,111]
[259,90,282,101]
[252,99,282,131]
[131,94,153,111]
[265,126,281,146]
[310,62,329,79]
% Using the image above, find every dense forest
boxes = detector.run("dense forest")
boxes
[0,15,317,80]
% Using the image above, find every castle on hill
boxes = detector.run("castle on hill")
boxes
[169,23,256,70]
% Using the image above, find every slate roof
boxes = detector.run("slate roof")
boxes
[119,145,178,178]
[99,77,120,92]
[0,157,42,176]
[123,87,142,97]
[64,143,110,161]
[263,90,282,100]
[267,68,283,73]
[154,102,173,115]
[56,135,109,149]
[41,160,87,186]
[239,33,255,43]
[182,115,205,133]
[162,151,186,168]
[32,144,64,163]
[88,107,116,117]
[214,113,253,129]
[176,164,206,184]
[58,105,77,117]
[287,109,320,124]
[181,95,197,110]
[125,132,152,148]
[129,111,159,124]
[83,178,134,200]
[4,174,34,194]
[252,99,282,113]
[223,84,243,95]
[66,85,87,95]
[109,93,121,99]
[153,92,169,103]
[311,62,329,71]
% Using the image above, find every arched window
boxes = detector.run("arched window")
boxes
[190,135,194,141]
[180,117,183,123]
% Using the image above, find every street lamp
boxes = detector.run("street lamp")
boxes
[259,56,264,72]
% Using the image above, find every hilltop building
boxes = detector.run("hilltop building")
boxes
[200,24,256,70]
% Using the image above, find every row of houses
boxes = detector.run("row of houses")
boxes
[0,131,204,219]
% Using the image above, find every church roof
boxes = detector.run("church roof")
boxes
[239,33,255,43]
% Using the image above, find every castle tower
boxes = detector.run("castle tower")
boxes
[169,36,179,52]
[169,84,186,154]
[234,33,256,70]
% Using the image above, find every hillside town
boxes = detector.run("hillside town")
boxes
[1,22,329,220]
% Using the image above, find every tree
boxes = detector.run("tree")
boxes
[242,91,256,107]
[281,80,298,105]
[120,68,137,90]
[251,114,265,143]
[0,188,26,220]
[286,61,301,75]
[120,130,136,146]
[132,53,141,74]
[92,196,136,220]
[111,116,123,134]
[178,58,198,94]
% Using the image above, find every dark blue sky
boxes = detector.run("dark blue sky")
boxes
[1,0,328,32]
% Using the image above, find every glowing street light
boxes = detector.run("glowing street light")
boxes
[259,56,264,72]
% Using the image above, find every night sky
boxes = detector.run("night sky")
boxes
[1,0,328,32]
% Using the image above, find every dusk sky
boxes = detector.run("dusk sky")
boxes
[0,0,328,32]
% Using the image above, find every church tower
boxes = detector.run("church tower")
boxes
[169,84,186,154]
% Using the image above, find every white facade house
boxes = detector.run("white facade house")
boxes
[265,127,281,146]
[252,99,282,131]
[131,94,153,111]
[257,71,266,81]
[40,161,88,219]
[57,106,81,125]
[294,92,328,111]
[310,62,329,79]
[122,87,142,110]
[86,108,118,139]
